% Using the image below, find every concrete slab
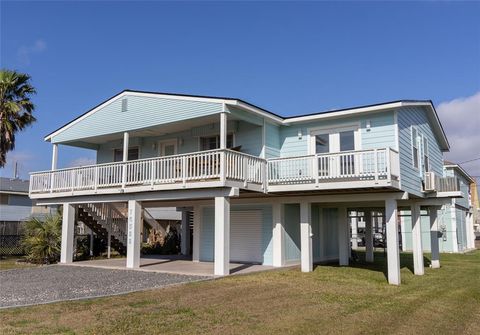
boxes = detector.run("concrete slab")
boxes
[71,255,274,277]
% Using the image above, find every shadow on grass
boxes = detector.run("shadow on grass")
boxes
[314,251,432,280]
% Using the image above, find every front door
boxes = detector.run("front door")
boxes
[159,140,178,156]
[310,126,359,178]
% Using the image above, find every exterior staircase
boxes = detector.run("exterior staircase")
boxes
[77,203,128,255]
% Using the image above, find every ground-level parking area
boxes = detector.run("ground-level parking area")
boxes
[0,265,208,308]
[72,255,274,277]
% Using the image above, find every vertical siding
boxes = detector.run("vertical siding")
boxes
[279,111,396,157]
[456,208,467,252]
[284,204,301,261]
[52,95,223,143]
[322,208,339,259]
[397,106,444,197]
[199,204,273,265]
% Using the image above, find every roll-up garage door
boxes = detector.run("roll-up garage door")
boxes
[230,210,263,263]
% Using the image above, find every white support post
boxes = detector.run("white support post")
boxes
[466,213,475,250]
[192,205,201,262]
[51,144,58,170]
[220,111,227,183]
[338,206,349,266]
[107,219,111,259]
[50,144,58,192]
[122,132,129,189]
[411,203,424,275]
[300,201,313,272]
[365,210,374,263]
[220,110,227,150]
[126,200,141,269]
[180,210,190,256]
[385,198,400,285]
[214,196,230,276]
[429,207,440,269]
[261,118,266,159]
[60,203,75,264]
[272,203,285,267]
[351,212,358,250]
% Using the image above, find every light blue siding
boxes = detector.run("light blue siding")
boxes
[52,94,223,143]
[321,208,339,259]
[401,206,457,253]
[284,204,301,261]
[199,204,273,265]
[234,122,263,157]
[279,111,396,157]
[397,106,444,197]
[265,122,281,158]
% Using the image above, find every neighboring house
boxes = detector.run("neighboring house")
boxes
[29,90,464,285]
[399,162,476,253]
[0,177,55,255]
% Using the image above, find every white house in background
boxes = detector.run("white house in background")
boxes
[29,90,466,285]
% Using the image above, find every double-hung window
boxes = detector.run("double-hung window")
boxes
[411,127,419,169]
[422,136,429,173]
[200,134,234,150]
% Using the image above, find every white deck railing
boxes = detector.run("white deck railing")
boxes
[267,148,400,185]
[30,148,399,196]
[30,149,266,195]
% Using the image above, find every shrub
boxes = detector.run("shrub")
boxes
[22,214,62,264]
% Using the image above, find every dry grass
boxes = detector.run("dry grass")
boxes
[1,251,479,335]
[0,257,36,271]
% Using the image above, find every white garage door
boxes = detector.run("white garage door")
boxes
[230,210,263,263]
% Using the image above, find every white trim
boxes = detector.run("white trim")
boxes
[44,91,281,142]
[393,110,399,151]
[285,102,404,124]
[308,123,361,155]
[411,126,419,171]
[443,164,476,184]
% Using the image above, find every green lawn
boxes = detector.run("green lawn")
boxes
[1,251,479,335]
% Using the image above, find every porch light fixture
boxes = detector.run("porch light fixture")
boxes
[152,143,157,150]
[366,120,371,131]
[298,129,303,140]
[179,138,184,146]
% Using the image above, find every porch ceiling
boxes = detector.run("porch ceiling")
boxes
[60,113,250,148]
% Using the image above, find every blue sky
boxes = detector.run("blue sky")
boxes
[1,1,479,180]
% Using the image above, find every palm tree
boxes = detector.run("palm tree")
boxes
[0,69,37,167]
[22,213,62,264]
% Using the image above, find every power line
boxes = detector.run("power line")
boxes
[459,157,480,164]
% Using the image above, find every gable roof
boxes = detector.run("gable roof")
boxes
[44,90,450,150]
[443,162,475,183]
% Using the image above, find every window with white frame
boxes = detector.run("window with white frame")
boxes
[411,127,419,169]
[422,136,429,173]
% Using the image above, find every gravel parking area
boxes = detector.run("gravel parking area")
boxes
[0,265,209,308]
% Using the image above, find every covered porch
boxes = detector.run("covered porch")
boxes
[48,188,453,285]
[69,254,274,277]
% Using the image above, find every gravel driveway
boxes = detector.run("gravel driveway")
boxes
[0,265,209,308]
